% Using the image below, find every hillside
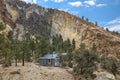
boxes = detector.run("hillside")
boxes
[0,0,120,59]
[0,63,74,80]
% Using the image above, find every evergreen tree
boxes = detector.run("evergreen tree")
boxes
[0,22,6,46]
[86,18,88,22]
[95,21,98,26]
[1,43,12,67]
[101,56,118,76]
[63,38,71,52]
[34,37,42,60]
[29,39,36,56]
[72,39,75,50]
[39,37,51,56]
[73,43,98,78]
[11,39,20,66]
[82,16,84,20]
[20,39,30,66]
[90,43,99,62]
[0,34,5,46]
[7,31,13,42]
[0,22,7,66]
[52,34,64,52]
[58,34,64,52]
[106,28,109,31]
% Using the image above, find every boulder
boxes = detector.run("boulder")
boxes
[94,71,116,80]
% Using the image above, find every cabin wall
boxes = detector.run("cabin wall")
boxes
[39,58,60,66]
[39,59,55,66]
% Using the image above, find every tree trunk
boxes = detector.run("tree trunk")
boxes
[22,52,24,66]
[80,67,84,75]
[15,58,17,66]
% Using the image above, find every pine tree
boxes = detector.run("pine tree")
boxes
[86,18,89,22]
[29,39,36,56]
[39,37,51,56]
[20,39,30,66]
[72,39,75,50]
[95,21,98,26]
[101,56,118,76]
[82,16,84,20]
[52,34,64,52]
[0,22,8,66]
[0,22,6,45]
[73,43,98,78]
[106,28,109,31]
[11,40,20,66]
[63,38,71,52]
[7,31,13,42]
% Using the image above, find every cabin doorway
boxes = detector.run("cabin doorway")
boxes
[48,59,51,64]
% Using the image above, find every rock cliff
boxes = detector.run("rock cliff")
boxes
[0,0,120,59]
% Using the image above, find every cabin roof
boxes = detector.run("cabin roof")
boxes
[40,53,59,59]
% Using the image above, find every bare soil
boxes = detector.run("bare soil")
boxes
[0,63,74,80]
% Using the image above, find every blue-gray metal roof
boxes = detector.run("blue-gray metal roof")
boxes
[40,53,59,59]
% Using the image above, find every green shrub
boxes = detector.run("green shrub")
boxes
[101,56,118,75]
[68,62,73,68]
[61,62,67,67]
[73,66,78,73]
[0,22,6,30]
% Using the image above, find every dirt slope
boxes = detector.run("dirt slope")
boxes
[0,63,74,80]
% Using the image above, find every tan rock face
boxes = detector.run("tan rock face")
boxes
[51,11,85,48]
[51,10,120,59]
[6,4,19,22]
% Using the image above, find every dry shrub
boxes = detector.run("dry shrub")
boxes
[10,71,20,74]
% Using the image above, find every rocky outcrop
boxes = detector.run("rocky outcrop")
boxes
[94,71,116,80]
[0,0,16,28]
[0,0,120,59]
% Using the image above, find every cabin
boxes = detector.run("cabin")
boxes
[39,53,60,66]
